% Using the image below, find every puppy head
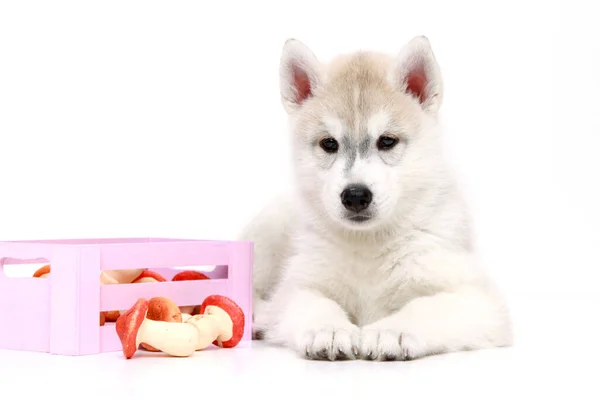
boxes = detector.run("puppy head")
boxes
[280,36,445,231]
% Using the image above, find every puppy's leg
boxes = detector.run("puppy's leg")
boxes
[266,287,361,361]
[238,195,295,339]
[252,296,270,340]
[359,286,513,361]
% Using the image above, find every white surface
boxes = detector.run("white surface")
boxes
[0,1,599,398]
[0,291,597,399]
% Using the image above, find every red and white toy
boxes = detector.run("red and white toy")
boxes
[116,294,245,359]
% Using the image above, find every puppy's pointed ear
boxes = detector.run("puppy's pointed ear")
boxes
[392,36,443,116]
[279,39,322,113]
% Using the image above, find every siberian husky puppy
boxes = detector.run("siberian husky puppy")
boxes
[240,36,513,361]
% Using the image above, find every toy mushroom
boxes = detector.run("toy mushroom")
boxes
[32,265,51,278]
[104,310,121,323]
[116,294,245,359]
[181,313,193,323]
[199,295,245,348]
[100,269,145,285]
[140,296,183,352]
[131,270,167,284]
[171,271,210,314]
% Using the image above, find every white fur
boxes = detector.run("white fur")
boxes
[239,36,513,361]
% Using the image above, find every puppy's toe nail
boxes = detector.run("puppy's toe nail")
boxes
[336,348,353,360]
[383,353,396,361]
[351,346,359,356]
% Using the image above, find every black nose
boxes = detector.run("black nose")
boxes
[341,184,373,213]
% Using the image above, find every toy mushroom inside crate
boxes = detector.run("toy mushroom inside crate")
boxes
[32,266,214,326]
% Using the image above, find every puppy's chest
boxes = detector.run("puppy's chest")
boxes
[325,250,417,326]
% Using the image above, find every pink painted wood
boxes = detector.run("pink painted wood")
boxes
[0,238,253,356]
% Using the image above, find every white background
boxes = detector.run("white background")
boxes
[0,0,598,397]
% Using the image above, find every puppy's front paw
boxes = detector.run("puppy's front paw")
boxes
[299,324,360,361]
[359,327,424,361]
[252,298,270,340]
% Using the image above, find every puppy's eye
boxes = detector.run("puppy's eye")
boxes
[319,137,339,153]
[376,135,399,151]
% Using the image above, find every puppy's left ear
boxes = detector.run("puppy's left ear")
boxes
[392,36,443,116]
[279,39,322,114]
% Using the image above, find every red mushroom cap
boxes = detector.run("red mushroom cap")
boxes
[172,270,210,281]
[33,265,51,278]
[199,295,245,348]
[131,270,167,283]
[116,298,149,359]
[146,296,182,323]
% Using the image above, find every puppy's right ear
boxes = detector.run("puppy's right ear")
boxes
[279,39,322,114]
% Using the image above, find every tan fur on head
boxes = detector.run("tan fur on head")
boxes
[277,36,448,234]
[279,35,443,123]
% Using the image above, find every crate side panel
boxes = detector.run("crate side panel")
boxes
[0,243,53,353]
[48,248,84,355]
[0,278,50,352]
[150,264,228,280]
[99,242,230,271]
[99,324,121,353]
[76,247,102,355]
[227,241,253,343]
[0,242,55,267]
[100,280,230,311]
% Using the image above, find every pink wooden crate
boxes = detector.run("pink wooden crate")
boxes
[0,237,253,356]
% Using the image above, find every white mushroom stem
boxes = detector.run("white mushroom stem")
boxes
[135,305,233,357]
[101,269,144,285]
[181,313,193,323]
[100,272,120,285]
